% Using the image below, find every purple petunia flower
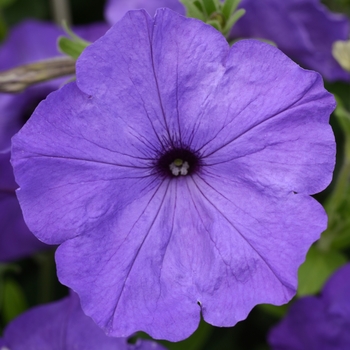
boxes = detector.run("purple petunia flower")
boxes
[0,20,108,261]
[11,9,335,341]
[268,263,350,350]
[0,291,167,350]
[104,0,350,82]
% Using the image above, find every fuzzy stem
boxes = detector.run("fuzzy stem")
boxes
[51,0,72,26]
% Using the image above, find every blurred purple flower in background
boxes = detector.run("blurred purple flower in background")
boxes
[12,9,335,341]
[233,0,350,82]
[268,263,350,350]
[0,291,166,350]
[0,20,108,262]
[105,0,350,81]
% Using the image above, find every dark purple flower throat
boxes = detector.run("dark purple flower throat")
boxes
[156,147,201,178]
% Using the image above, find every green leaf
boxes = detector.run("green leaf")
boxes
[0,0,16,9]
[58,36,89,60]
[297,245,347,296]
[322,159,350,251]
[1,278,28,323]
[202,0,218,16]
[317,97,350,251]
[193,0,204,13]
[222,0,240,20]
[334,96,350,138]
[57,21,91,60]
[180,0,206,20]
[61,20,89,46]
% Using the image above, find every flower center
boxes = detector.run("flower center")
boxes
[169,159,189,176]
[156,147,200,178]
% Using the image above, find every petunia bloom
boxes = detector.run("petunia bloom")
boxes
[0,20,108,262]
[12,9,335,341]
[0,291,166,350]
[105,0,350,82]
[268,263,350,350]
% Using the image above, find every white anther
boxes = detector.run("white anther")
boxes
[180,161,189,175]
[169,160,190,176]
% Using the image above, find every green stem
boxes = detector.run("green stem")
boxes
[51,0,71,26]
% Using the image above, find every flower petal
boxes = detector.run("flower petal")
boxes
[56,179,200,341]
[76,9,229,150]
[104,0,185,25]
[12,83,161,244]
[56,169,325,339]
[187,171,326,325]
[196,40,335,195]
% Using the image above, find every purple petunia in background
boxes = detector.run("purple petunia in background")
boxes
[104,0,350,82]
[11,9,335,341]
[0,291,166,350]
[0,20,108,262]
[0,20,66,262]
[232,0,350,82]
[268,263,350,350]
